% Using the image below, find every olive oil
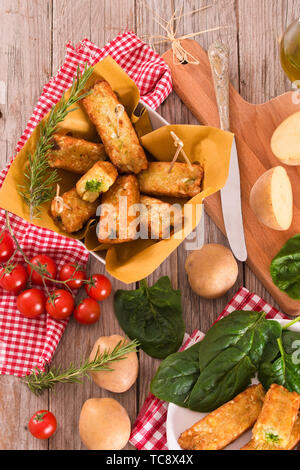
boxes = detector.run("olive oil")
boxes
[280,18,300,82]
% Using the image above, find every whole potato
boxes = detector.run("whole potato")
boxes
[79,398,130,450]
[185,244,238,299]
[89,334,138,393]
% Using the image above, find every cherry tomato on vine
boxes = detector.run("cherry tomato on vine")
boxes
[17,288,46,318]
[0,231,14,263]
[85,274,112,301]
[28,410,57,440]
[46,289,74,320]
[0,263,28,293]
[73,297,101,325]
[58,263,86,290]
[27,255,57,286]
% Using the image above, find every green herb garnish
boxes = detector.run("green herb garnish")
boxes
[85,179,103,192]
[265,433,280,444]
[19,63,94,220]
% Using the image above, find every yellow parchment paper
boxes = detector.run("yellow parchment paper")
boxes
[0,56,233,283]
[104,124,233,282]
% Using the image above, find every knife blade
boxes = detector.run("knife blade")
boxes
[208,42,247,261]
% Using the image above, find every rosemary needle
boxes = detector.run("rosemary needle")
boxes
[19,63,94,220]
[25,339,140,396]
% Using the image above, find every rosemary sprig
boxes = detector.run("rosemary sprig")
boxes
[19,63,94,220]
[25,339,140,396]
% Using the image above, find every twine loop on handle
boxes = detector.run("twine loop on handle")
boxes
[168,131,193,173]
[142,2,230,65]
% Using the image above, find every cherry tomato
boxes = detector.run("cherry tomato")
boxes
[46,289,74,320]
[85,274,112,301]
[0,264,28,293]
[28,410,57,440]
[27,255,57,286]
[0,231,14,263]
[58,263,86,289]
[73,298,101,325]
[17,288,46,318]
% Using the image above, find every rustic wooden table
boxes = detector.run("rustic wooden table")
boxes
[0,0,299,451]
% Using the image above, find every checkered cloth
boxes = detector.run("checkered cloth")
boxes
[0,32,172,377]
[130,287,288,450]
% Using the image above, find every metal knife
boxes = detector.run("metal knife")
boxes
[208,42,247,262]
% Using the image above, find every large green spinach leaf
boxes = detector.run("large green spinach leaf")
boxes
[188,347,257,412]
[114,276,185,359]
[258,331,300,394]
[270,235,300,299]
[150,342,201,407]
[198,311,281,370]
[187,311,281,412]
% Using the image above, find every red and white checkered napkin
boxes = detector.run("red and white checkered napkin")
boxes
[0,32,172,377]
[130,286,288,450]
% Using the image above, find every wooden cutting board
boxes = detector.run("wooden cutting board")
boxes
[163,39,300,316]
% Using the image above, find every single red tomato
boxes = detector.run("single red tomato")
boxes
[0,231,14,263]
[0,263,28,293]
[85,274,112,301]
[58,263,86,289]
[27,255,57,286]
[28,410,57,440]
[46,289,74,320]
[73,297,101,325]
[17,288,46,318]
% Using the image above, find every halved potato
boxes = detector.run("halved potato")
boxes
[271,111,300,165]
[250,166,293,230]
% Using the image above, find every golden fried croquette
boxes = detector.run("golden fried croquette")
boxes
[178,385,265,451]
[82,80,148,174]
[138,162,203,198]
[50,187,99,233]
[252,384,300,449]
[97,175,140,244]
[76,161,118,203]
[139,195,183,239]
[48,134,106,174]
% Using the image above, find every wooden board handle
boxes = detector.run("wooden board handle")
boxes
[208,42,230,131]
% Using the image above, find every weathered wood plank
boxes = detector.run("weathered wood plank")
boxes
[135,0,177,414]
[49,0,137,450]
[170,0,243,335]
[0,0,52,450]
[238,0,300,313]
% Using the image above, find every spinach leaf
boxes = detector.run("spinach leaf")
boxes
[114,276,185,359]
[270,235,300,299]
[198,311,281,370]
[258,335,300,394]
[282,330,300,355]
[150,342,201,407]
[187,311,281,412]
[188,347,257,412]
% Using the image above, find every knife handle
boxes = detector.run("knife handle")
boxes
[208,42,230,132]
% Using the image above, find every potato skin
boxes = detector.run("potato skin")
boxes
[249,166,293,231]
[185,244,238,299]
[89,335,138,393]
[79,398,131,450]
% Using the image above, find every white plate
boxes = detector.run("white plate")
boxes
[166,319,300,450]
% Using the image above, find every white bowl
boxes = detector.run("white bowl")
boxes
[166,319,300,450]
